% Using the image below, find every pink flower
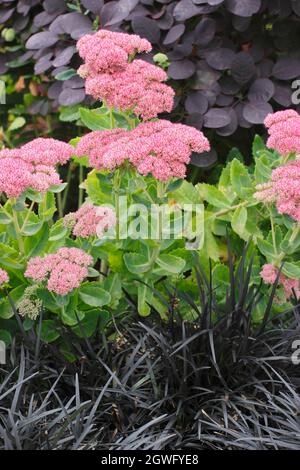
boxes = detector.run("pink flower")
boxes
[84,60,174,121]
[63,204,116,238]
[76,119,210,181]
[77,30,173,120]
[77,30,151,65]
[0,138,72,198]
[25,248,93,296]
[261,263,300,300]
[255,160,300,224]
[0,268,9,286]
[264,109,300,156]
[20,138,73,165]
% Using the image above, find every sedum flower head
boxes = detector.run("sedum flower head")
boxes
[0,268,9,286]
[77,30,174,120]
[76,120,209,181]
[264,109,300,156]
[18,285,42,320]
[25,248,93,296]
[63,204,116,238]
[261,264,300,300]
[0,138,73,198]
[255,160,300,225]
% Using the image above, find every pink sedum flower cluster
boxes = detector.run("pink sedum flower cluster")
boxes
[0,268,9,286]
[255,160,300,224]
[76,120,210,181]
[261,264,300,300]
[25,247,93,296]
[77,30,174,120]
[64,203,116,238]
[264,109,300,156]
[0,138,73,198]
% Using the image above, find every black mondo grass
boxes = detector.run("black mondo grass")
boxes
[0,246,300,450]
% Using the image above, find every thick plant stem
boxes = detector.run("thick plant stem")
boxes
[12,205,25,255]
[20,200,35,232]
[78,165,84,208]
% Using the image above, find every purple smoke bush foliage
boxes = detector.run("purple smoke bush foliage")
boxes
[2,0,300,145]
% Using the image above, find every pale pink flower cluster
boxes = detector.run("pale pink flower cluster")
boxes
[0,138,73,198]
[261,264,300,300]
[255,160,300,224]
[264,109,300,155]
[63,203,116,238]
[25,247,93,296]
[77,30,174,120]
[76,120,210,180]
[0,268,9,286]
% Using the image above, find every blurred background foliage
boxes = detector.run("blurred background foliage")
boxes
[1,0,300,169]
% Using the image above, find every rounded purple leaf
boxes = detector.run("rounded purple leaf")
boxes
[194,18,216,46]
[26,32,59,50]
[185,91,209,114]
[163,24,185,45]
[205,48,235,70]
[132,16,161,44]
[231,52,255,84]
[243,102,273,124]
[203,108,231,128]
[248,78,275,103]
[273,58,300,80]
[168,59,196,80]
[226,0,261,17]
[58,88,86,106]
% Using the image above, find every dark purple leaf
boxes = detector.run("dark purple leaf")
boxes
[173,0,203,21]
[186,113,204,130]
[273,84,292,107]
[257,59,274,78]
[81,0,104,14]
[132,16,161,44]
[168,42,193,60]
[231,52,255,84]
[203,108,231,128]
[34,53,53,74]
[272,58,300,80]
[226,0,261,17]
[156,12,174,30]
[292,0,300,16]
[53,46,76,68]
[168,59,196,79]
[216,94,234,106]
[43,0,66,14]
[232,15,251,32]
[243,102,273,124]
[106,0,139,26]
[48,81,63,100]
[205,48,235,70]
[236,103,251,128]
[60,13,92,35]
[101,2,118,25]
[13,14,29,32]
[58,88,86,106]
[26,32,58,50]
[34,11,58,28]
[28,100,49,116]
[63,75,84,89]
[185,92,209,114]
[190,148,217,168]
[194,18,216,46]
[0,7,14,23]
[248,78,275,103]
[216,108,238,136]
[163,24,185,45]
[219,76,240,95]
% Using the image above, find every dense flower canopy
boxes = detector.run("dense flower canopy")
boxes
[77,29,174,120]
[25,248,93,296]
[64,204,116,238]
[76,120,210,181]
[0,138,73,198]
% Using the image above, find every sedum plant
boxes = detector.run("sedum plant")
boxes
[0,29,299,351]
